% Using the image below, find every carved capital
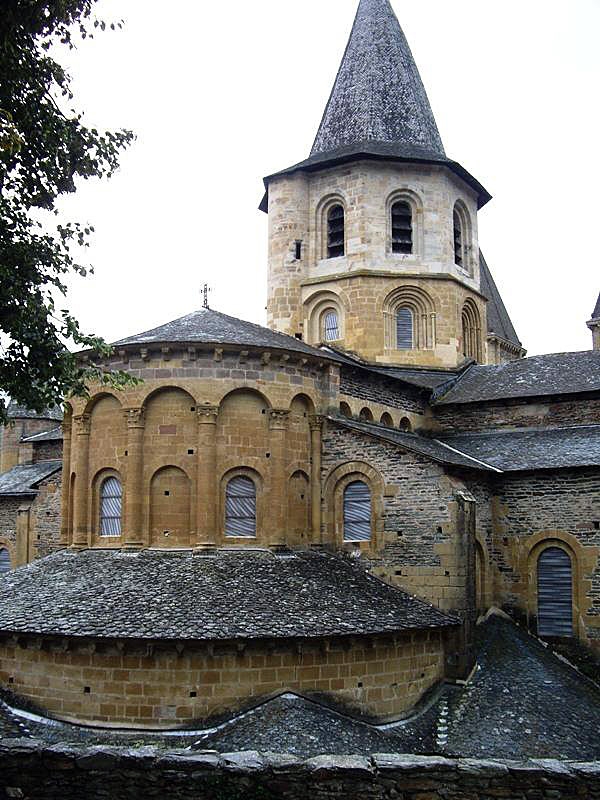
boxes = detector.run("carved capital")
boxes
[73,414,91,436]
[197,404,219,424]
[269,409,290,431]
[125,407,145,429]
[309,414,326,432]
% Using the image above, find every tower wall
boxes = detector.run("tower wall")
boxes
[266,160,486,368]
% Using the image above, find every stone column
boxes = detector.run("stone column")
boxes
[309,415,325,545]
[71,414,91,550]
[123,408,145,550]
[196,405,219,550]
[59,410,73,547]
[268,409,290,548]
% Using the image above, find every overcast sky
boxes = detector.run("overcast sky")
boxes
[56,0,600,357]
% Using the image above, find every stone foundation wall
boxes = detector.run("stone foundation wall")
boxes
[0,630,445,728]
[1,742,598,800]
[434,395,600,432]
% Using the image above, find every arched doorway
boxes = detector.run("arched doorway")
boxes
[0,548,10,575]
[537,547,573,637]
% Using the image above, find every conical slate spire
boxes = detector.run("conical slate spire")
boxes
[592,291,600,320]
[311,0,445,159]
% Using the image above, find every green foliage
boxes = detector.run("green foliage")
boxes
[0,0,136,424]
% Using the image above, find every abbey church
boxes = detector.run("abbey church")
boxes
[0,0,599,731]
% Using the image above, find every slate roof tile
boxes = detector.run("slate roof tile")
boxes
[5,402,62,422]
[330,417,497,472]
[479,253,522,349]
[20,427,63,444]
[592,292,600,320]
[438,426,600,472]
[434,351,600,405]
[0,461,62,497]
[0,550,457,641]
[112,308,341,361]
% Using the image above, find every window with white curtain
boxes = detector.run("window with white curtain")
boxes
[226,476,257,538]
[100,476,122,537]
[343,481,372,542]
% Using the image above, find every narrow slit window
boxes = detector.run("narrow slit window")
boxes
[343,481,372,542]
[323,310,340,341]
[396,308,413,350]
[454,209,464,268]
[100,477,122,537]
[225,476,257,538]
[327,204,345,259]
[0,548,10,574]
[295,240,302,260]
[391,201,413,254]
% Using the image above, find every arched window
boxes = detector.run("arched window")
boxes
[327,204,345,259]
[339,402,352,418]
[343,481,372,542]
[462,300,481,362]
[225,476,257,538]
[396,307,413,350]
[322,309,340,342]
[453,207,464,268]
[537,548,573,637]
[359,407,373,422]
[100,476,122,537]
[380,413,393,427]
[399,417,412,433]
[391,201,413,254]
[0,548,10,575]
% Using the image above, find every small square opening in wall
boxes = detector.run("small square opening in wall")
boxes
[125,450,128,456]
[395,570,402,576]
[188,449,194,455]
[357,682,363,688]
[594,521,600,531]
[190,407,196,412]
[164,491,170,497]
[83,686,91,694]
[189,691,197,698]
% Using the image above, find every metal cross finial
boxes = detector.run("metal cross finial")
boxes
[202,283,211,310]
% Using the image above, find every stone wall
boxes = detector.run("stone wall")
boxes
[1,741,598,800]
[32,441,62,463]
[30,474,62,560]
[434,395,600,432]
[0,498,22,569]
[0,630,445,728]
[340,366,428,422]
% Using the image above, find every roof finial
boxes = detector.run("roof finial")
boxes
[202,283,211,310]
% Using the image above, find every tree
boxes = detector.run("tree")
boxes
[0,0,135,424]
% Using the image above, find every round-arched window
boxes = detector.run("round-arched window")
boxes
[100,477,122,537]
[226,476,257,538]
[322,309,340,342]
[327,204,345,259]
[396,307,413,350]
[343,481,372,542]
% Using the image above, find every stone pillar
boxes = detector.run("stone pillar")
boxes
[59,410,73,547]
[15,506,31,566]
[196,405,219,549]
[589,319,600,351]
[309,415,325,545]
[71,414,91,550]
[123,408,145,550]
[268,409,290,548]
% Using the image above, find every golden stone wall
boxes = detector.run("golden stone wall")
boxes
[266,161,487,368]
[0,630,446,728]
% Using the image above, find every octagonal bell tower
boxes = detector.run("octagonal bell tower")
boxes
[262,0,493,369]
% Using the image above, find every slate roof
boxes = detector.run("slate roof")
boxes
[0,461,62,497]
[20,427,63,444]
[479,253,522,349]
[330,417,498,472]
[311,0,445,159]
[434,351,600,405]
[5,402,62,422]
[592,292,600,320]
[438,426,600,472]
[0,549,457,641]
[112,308,341,361]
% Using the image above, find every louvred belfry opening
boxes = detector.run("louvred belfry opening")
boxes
[392,201,413,254]
[537,548,573,637]
[327,205,345,258]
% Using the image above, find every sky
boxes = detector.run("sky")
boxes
[55,0,600,356]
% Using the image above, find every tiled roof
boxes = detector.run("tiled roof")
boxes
[112,308,341,361]
[479,253,522,349]
[20,427,63,444]
[311,0,445,159]
[0,550,457,641]
[330,417,498,472]
[0,461,62,497]
[5,402,62,422]
[434,351,600,405]
[438,426,600,472]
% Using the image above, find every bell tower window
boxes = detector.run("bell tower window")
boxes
[453,208,464,268]
[391,201,413,254]
[327,204,345,259]
[396,307,413,350]
[322,310,340,342]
